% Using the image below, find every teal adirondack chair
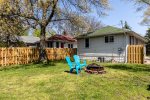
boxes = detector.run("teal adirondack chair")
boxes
[65,56,80,74]
[73,55,87,69]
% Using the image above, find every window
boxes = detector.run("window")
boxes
[130,36,134,45]
[71,44,73,48]
[68,44,70,48]
[135,38,138,45]
[56,42,59,48]
[85,38,89,48]
[48,42,54,48]
[105,36,114,43]
[61,43,64,48]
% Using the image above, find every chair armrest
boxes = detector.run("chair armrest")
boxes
[83,60,86,64]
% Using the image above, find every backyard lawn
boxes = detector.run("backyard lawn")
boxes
[0,62,150,100]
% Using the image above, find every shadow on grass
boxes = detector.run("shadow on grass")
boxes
[147,85,150,91]
[64,70,77,74]
[104,64,150,72]
[0,60,67,71]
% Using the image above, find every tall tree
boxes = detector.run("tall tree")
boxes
[85,16,104,32]
[128,0,150,25]
[124,21,132,30]
[0,0,109,61]
[0,1,26,47]
[145,28,150,55]
[33,29,56,37]
[56,16,104,36]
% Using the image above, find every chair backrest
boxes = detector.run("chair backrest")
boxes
[65,56,73,68]
[73,55,80,64]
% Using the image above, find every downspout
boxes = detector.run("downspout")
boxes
[123,31,128,63]
[121,21,128,63]
[125,44,128,63]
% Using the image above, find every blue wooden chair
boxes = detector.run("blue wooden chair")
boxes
[65,56,80,74]
[73,55,87,69]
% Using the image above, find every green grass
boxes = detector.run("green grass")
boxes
[0,62,150,100]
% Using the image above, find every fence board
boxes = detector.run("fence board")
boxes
[0,48,77,66]
[127,45,144,64]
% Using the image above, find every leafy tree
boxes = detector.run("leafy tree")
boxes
[0,1,26,47]
[33,29,42,37]
[145,28,150,55]
[128,0,150,25]
[33,29,56,37]
[0,0,109,61]
[145,28,150,42]
[57,16,104,36]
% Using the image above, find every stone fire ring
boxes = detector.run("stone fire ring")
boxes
[84,63,106,74]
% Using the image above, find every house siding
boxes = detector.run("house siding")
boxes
[77,34,127,62]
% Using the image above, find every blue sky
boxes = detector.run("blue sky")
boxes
[99,0,148,36]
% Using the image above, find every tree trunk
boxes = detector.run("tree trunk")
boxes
[6,34,10,47]
[39,25,48,62]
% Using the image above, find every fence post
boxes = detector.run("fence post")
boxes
[1,48,3,66]
[4,48,6,66]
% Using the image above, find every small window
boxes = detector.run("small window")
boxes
[68,44,70,48]
[85,38,89,48]
[109,36,114,42]
[48,42,54,48]
[56,42,59,48]
[105,36,108,43]
[71,44,73,48]
[135,38,138,45]
[61,43,64,48]
[105,36,114,43]
[130,36,134,45]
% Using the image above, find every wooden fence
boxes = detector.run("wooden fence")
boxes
[127,45,144,64]
[0,48,77,66]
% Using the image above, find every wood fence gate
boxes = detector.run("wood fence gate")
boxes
[127,45,144,64]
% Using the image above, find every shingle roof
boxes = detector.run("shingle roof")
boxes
[77,26,131,38]
[47,34,76,42]
[18,36,40,44]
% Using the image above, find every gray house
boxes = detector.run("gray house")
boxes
[77,26,146,62]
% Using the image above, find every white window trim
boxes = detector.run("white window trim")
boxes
[105,35,114,43]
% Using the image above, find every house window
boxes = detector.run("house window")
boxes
[71,44,73,48]
[61,43,64,48]
[48,42,54,48]
[85,38,89,48]
[135,38,138,45]
[130,36,134,45]
[56,42,59,48]
[105,36,114,43]
[68,44,70,48]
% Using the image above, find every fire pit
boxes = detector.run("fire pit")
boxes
[85,63,106,74]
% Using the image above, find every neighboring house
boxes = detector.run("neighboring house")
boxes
[76,26,146,62]
[46,34,77,48]
[18,36,40,47]
[19,34,77,48]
